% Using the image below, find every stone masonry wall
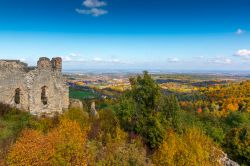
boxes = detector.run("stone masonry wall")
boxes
[0,57,69,116]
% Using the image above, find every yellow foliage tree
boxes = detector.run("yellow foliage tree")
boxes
[50,119,87,165]
[152,128,223,166]
[87,135,151,166]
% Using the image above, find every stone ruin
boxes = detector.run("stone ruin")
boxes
[0,57,69,116]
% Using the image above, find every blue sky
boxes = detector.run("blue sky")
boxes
[0,0,250,71]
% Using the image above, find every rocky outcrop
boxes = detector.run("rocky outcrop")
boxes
[219,151,239,166]
[69,99,83,110]
[90,101,99,118]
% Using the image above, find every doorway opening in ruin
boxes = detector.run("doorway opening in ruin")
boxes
[41,86,48,105]
[14,88,21,104]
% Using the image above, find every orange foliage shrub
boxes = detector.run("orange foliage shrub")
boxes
[7,130,55,165]
[7,119,87,166]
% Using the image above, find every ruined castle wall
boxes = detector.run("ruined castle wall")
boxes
[0,60,28,73]
[0,61,29,110]
[0,57,69,116]
[27,70,67,116]
[62,83,69,110]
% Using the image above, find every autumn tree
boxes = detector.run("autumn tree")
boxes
[87,131,151,166]
[152,128,223,166]
[7,119,88,166]
[7,130,54,166]
[204,81,250,115]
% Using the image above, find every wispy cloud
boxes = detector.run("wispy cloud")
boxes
[196,56,205,59]
[92,57,123,63]
[62,54,125,64]
[236,28,245,35]
[76,0,108,17]
[110,58,120,63]
[168,58,180,63]
[62,56,72,62]
[62,53,85,63]
[76,8,108,17]
[93,57,103,62]
[207,57,232,64]
[20,57,26,62]
[69,53,79,57]
[215,58,232,64]
[83,0,106,8]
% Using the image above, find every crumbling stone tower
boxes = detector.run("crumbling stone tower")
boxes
[0,57,69,116]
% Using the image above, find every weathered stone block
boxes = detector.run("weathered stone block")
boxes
[37,57,52,70]
[51,57,62,72]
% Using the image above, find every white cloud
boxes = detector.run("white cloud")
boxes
[196,56,204,59]
[233,49,250,62]
[62,54,124,64]
[110,58,120,63]
[69,53,79,57]
[168,58,180,63]
[236,28,245,35]
[76,0,108,17]
[93,57,103,62]
[215,58,232,64]
[20,57,26,62]
[62,53,86,63]
[76,8,108,17]
[208,57,232,64]
[83,0,106,8]
[92,57,125,64]
[234,49,250,57]
[62,56,72,62]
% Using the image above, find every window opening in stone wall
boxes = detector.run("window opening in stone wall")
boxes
[41,86,48,105]
[14,88,21,104]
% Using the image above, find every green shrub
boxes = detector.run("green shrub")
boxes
[60,108,89,129]
[225,112,250,128]
[224,127,250,165]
